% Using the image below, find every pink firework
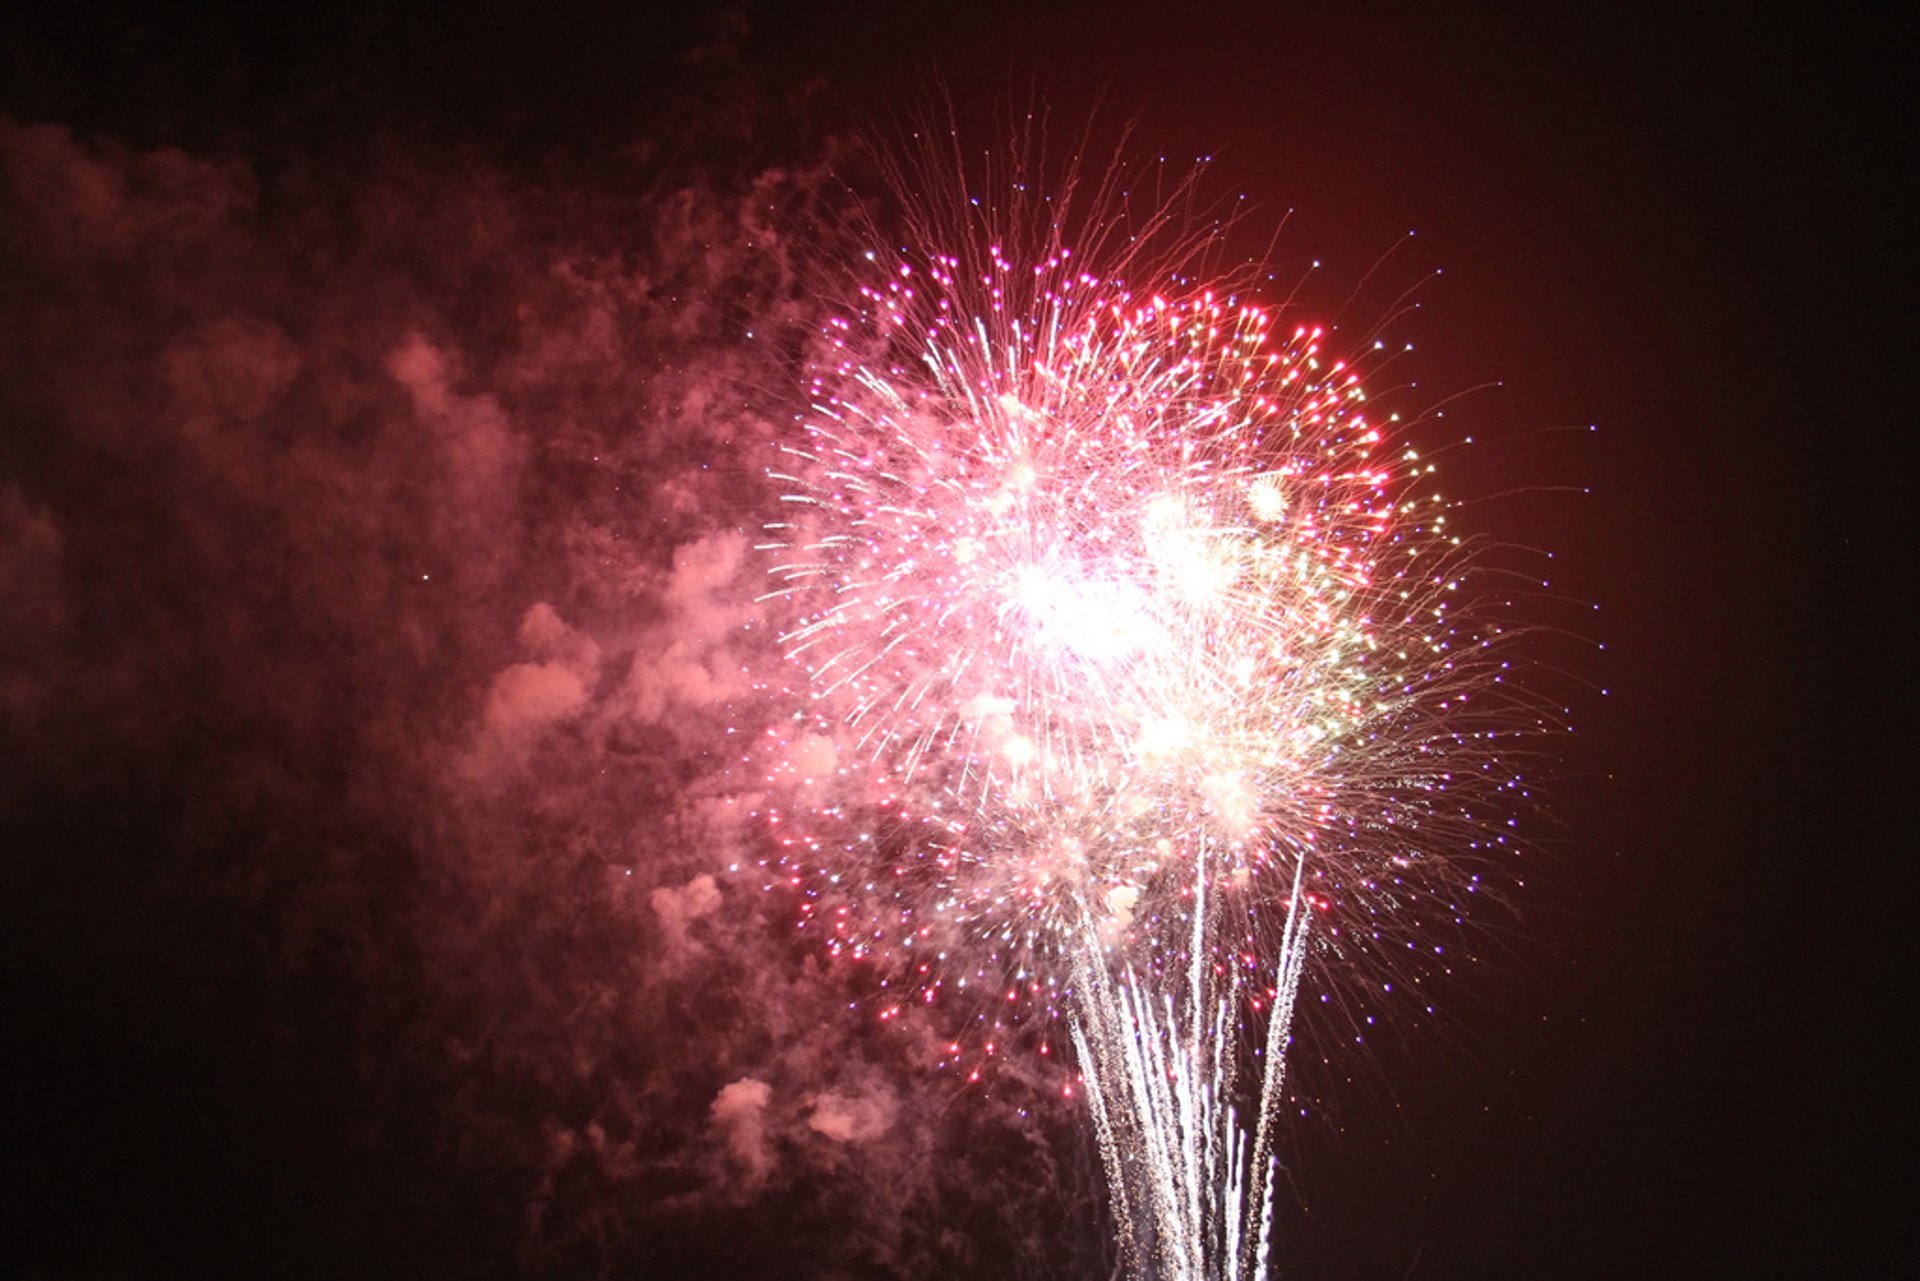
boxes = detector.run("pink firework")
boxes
[749,143,1524,1077]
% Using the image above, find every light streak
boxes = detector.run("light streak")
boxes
[1072,853,1312,1280]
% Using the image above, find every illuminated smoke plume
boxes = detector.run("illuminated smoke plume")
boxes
[0,99,1106,1278]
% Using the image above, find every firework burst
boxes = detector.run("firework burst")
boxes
[749,127,1534,1275]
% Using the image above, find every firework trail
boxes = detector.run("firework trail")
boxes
[1070,849,1312,1280]
[755,127,1521,1277]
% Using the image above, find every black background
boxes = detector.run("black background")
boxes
[3,3,1904,1277]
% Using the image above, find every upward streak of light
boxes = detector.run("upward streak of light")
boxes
[1073,852,1312,1281]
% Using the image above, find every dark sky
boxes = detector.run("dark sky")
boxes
[1,3,1903,1279]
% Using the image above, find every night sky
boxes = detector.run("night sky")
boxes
[2,4,1903,1279]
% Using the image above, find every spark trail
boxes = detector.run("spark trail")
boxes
[1071,851,1312,1280]
[755,135,1523,1278]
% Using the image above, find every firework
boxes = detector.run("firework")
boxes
[752,131,1528,1275]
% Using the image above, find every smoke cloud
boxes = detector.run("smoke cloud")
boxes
[0,75,1101,1281]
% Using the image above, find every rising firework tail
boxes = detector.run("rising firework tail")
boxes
[747,116,1541,1277]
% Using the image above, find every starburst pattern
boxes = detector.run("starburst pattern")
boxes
[746,140,1534,1277]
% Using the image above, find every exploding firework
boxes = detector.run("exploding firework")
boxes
[750,125,1535,1276]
